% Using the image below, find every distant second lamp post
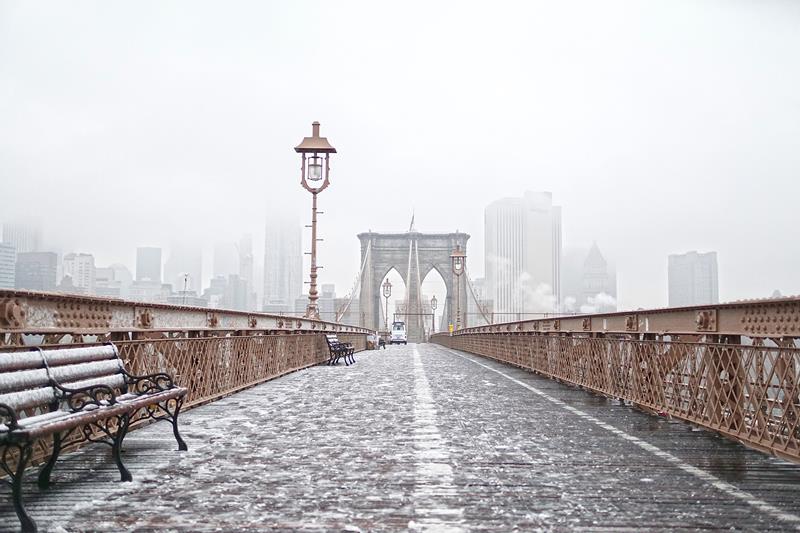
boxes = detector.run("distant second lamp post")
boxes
[382,278,392,333]
[430,294,438,335]
[295,121,337,320]
[450,245,466,331]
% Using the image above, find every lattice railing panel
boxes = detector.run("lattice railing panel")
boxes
[115,334,332,407]
[1,332,367,469]
[433,333,800,462]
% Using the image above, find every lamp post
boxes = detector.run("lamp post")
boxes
[430,294,438,334]
[382,278,392,333]
[295,121,337,319]
[182,273,189,306]
[450,245,466,331]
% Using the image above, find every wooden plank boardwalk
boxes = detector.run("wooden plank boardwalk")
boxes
[3,343,800,531]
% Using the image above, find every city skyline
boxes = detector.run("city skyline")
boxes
[0,207,756,319]
[2,2,798,310]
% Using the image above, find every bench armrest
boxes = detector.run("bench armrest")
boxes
[54,383,118,412]
[123,371,176,394]
[0,402,18,431]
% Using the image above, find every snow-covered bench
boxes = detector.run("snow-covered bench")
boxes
[325,334,355,366]
[0,344,188,532]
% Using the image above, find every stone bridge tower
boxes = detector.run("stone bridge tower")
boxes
[358,227,469,342]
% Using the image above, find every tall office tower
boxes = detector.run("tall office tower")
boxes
[238,234,257,311]
[668,251,719,306]
[0,243,15,289]
[213,242,239,278]
[575,243,618,313]
[318,284,336,321]
[263,218,303,313]
[238,234,254,284]
[2,221,42,254]
[136,247,162,283]
[15,252,58,291]
[95,263,133,298]
[62,253,96,294]
[223,274,250,311]
[164,243,202,293]
[485,191,562,318]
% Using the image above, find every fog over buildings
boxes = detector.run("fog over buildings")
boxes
[485,192,561,318]
[2,1,800,313]
[668,251,719,307]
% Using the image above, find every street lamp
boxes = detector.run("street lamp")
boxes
[295,121,337,319]
[450,245,466,331]
[182,273,189,306]
[382,278,392,333]
[430,294,438,334]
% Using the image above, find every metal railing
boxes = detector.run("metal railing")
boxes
[433,296,800,462]
[0,290,371,465]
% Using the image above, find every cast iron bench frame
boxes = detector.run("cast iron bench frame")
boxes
[325,334,355,366]
[0,344,188,532]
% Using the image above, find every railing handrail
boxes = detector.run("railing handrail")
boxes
[447,295,800,339]
[0,289,372,337]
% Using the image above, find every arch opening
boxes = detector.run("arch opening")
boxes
[377,267,406,334]
[420,267,448,335]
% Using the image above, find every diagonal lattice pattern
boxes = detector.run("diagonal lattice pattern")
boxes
[3,333,367,468]
[434,334,800,462]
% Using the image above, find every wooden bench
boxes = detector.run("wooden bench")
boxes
[325,334,355,366]
[0,344,188,532]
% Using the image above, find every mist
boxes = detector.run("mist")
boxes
[2,1,799,311]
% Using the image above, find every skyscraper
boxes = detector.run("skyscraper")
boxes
[15,252,58,291]
[561,243,617,313]
[213,242,238,278]
[62,253,96,294]
[238,234,257,310]
[0,243,15,289]
[263,218,303,313]
[2,221,41,254]
[164,244,202,293]
[485,191,562,317]
[95,263,133,298]
[136,247,162,282]
[668,251,719,306]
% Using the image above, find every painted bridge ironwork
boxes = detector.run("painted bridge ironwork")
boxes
[2,290,800,530]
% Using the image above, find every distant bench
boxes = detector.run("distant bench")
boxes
[0,344,187,532]
[325,334,355,366]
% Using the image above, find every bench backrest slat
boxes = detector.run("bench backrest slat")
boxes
[0,368,50,395]
[0,345,125,417]
[0,345,117,373]
[61,374,127,393]
[0,387,58,412]
[0,351,45,373]
[42,346,118,367]
[49,360,123,387]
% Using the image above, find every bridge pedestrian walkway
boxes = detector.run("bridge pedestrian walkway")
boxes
[4,344,800,531]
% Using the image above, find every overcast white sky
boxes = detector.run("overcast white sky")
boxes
[1,1,798,310]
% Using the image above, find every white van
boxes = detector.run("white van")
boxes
[390,321,407,345]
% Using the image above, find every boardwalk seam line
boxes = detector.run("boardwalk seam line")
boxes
[411,346,465,532]
[440,346,800,528]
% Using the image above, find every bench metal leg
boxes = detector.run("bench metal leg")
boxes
[145,398,189,451]
[38,431,63,489]
[1,442,37,532]
[112,413,133,482]
[170,397,188,452]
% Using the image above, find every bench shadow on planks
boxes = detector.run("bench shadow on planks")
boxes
[0,344,188,532]
[325,334,355,366]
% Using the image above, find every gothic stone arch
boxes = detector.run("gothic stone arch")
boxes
[358,230,469,342]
